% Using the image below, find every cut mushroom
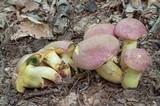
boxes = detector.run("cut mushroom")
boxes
[14,54,62,93]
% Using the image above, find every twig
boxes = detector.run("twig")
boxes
[77,87,82,106]
[106,92,113,101]
[24,88,61,99]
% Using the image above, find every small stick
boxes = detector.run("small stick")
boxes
[24,88,61,99]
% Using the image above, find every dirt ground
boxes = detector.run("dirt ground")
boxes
[0,0,160,106]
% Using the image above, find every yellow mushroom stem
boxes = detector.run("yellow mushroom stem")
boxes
[43,50,63,70]
[122,68,142,88]
[96,59,123,84]
[61,54,78,74]
[43,49,77,77]
[16,65,62,93]
[120,40,137,70]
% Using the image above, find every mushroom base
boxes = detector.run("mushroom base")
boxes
[122,68,142,88]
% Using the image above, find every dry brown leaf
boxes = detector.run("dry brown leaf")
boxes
[11,20,53,40]
[130,0,141,8]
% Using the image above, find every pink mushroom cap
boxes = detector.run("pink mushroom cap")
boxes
[84,24,115,39]
[115,18,148,40]
[73,35,120,70]
[124,48,152,72]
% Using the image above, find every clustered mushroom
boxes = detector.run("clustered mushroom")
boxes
[73,18,152,88]
[13,41,78,93]
[115,18,148,70]
[13,18,152,93]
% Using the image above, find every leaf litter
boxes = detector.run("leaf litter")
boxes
[11,15,53,40]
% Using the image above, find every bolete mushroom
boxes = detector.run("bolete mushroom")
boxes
[38,41,78,73]
[14,54,62,93]
[42,49,72,78]
[73,35,123,83]
[115,18,148,70]
[84,23,115,39]
[122,48,152,88]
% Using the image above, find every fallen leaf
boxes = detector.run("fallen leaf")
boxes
[11,19,53,40]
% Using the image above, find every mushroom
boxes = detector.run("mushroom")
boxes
[38,41,78,73]
[14,54,62,93]
[122,48,152,88]
[115,18,148,70]
[84,23,115,39]
[73,35,123,83]
[42,49,72,78]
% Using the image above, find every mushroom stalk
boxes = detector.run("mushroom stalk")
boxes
[120,40,137,70]
[61,54,78,74]
[96,60,123,83]
[122,68,142,88]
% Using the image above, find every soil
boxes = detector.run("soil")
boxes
[0,0,160,106]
